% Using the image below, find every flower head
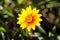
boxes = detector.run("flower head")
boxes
[17,6,42,31]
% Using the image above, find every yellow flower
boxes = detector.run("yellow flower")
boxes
[17,6,42,31]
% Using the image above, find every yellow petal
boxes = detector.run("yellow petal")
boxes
[34,14,42,19]
[17,17,25,24]
[39,14,42,17]
[37,14,42,17]
[28,6,31,11]
[27,27,31,32]
[26,6,32,14]
[17,21,20,24]
[20,22,27,29]
[32,8,39,14]
[36,23,40,27]
[37,18,43,22]
[21,9,26,14]
[21,9,25,12]
[36,10,39,13]
[18,14,21,17]
[33,8,36,11]
[31,26,35,30]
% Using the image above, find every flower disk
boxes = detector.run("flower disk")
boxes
[17,6,42,31]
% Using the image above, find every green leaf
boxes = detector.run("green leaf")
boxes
[55,18,59,24]
[38,37,43,40]
[0,31,5,40]
[4,0,10,4]
[34,32,41,37]
[37,26,46,34]
[49,1,57,8]
[2,11,14,17]
[21,28,29,37]
[7,12,14,18]
[48,32,54,37]
[0,27,6,32]
[34,32,44,40]
[58,10,60,17]
[17,0,25,5]
[38,1,45,5]
[52,25,56,31]
[48,32,52,37]
[57,35,60,40]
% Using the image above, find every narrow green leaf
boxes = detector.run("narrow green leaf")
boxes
[0,31,5,40]
[52,26,56,31]
[37,26,46,34]
[0,27,6,32]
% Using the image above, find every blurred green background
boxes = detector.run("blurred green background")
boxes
[0,0,60,40]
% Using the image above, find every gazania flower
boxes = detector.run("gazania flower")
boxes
[17,6,42,31]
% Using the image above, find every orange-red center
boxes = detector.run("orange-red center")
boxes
[26,15,33,23]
